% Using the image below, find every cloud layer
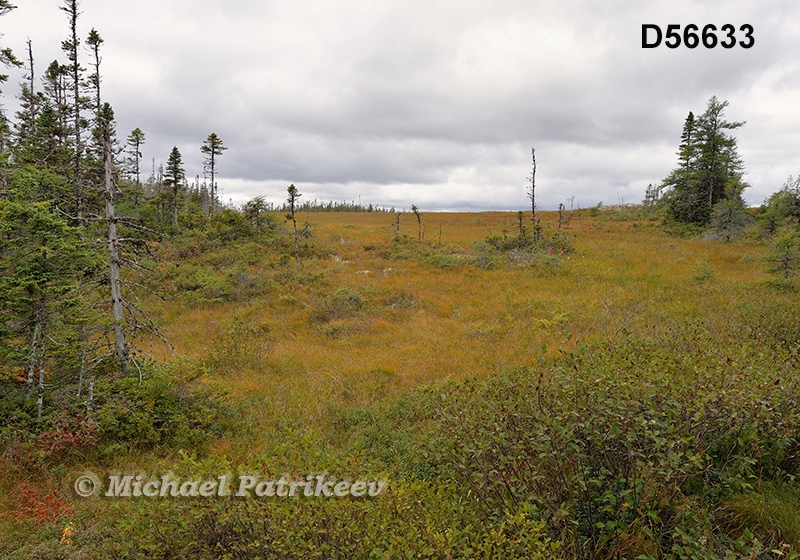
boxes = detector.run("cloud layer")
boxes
[4,0,799,209]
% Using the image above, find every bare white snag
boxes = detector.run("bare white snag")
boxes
[105,124,129,370]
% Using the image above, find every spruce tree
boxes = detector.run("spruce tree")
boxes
[60,0,88,222]
[86,28,103,114]
[768,226,800,279]
[125,127,145,206]
[0,199,97,417]
[0,0,20,192]
[42,60,70,133]
[13,101,72,204]
[18,101,70,169]
[286,184,302,270]
[85,28,105,170]
[200,132,227,212]
[0,0,20,93]
[711,177,751,241]
[13,40,42,150]
[164,146,185,226]
[756,175,800,239]
[661,97,745,225]
[678,111,696,169]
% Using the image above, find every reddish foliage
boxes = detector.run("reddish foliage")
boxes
[39,414,97,454]
[2,483,73,523]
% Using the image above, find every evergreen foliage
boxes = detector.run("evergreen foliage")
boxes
[200,132,226,212]
[0,0,21,92]
[710,176,752,241]
[124,127,145,204]
[758,175,800,238]
[661,97,746,225]
[164,146,185,226]
[767,226,800,278]
[3,3,800,556]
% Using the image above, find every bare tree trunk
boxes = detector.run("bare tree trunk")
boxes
[25,317,42,400]
[36,335,46,419]
[132,145,141,206]
[86,377,95,415]
[209,150,216,213]
[27,39,34,101]
[105,128,129,370]
[528,147,540,243]
[530,147,536,225]
[77,327,87,396]
[31,298,47,419]
[292,216,302,271]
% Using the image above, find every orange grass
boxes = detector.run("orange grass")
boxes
[143,210,770,455]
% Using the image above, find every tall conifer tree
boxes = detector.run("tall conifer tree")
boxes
[164,146,185,226]
[0,1,20,92]
[201,132,227,212]
[60,0,87,222]
[661,97,745,225]
[125,128,145,206]
[13,40,42,149]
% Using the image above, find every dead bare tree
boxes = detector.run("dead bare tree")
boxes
[527,147,542,243]
[100,103,129,371]
[411,204,423,247]
[93,103,171,380]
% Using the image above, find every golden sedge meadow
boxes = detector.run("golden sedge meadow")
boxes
[4,208,800,558]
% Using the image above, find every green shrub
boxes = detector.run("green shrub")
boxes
[429,323,800,558]
[311,288,366,323]
[691,259,715,283]
[425,253,470,268]
[767,226,800,279]
[58,478,560,559]
[91,360,231,454]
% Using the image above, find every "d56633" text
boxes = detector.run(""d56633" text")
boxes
[642,24,754,49]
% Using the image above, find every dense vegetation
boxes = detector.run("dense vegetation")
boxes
[2,2,800,559]
[659,96,748,228]
[1,205,799,558]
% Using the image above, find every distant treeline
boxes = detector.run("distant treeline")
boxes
[274,199,397,213]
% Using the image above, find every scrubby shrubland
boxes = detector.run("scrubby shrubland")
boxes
[4,1,797,552]
[431,310,800,557]
[2,210,800,558]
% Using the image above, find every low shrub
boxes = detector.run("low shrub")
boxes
[311,288,366,323]
[425,253,470,268]
[429,323,800,557]
[91,360,231,454]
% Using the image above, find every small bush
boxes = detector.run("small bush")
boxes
[91,361,231,453]
[425,253,470,268]
[311,288,366,323]
[691,259,715,283]
[767,226,800,279]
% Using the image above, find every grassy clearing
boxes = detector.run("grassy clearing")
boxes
[3,210,799,558]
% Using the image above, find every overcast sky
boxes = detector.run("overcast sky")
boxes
[3,0,799,210]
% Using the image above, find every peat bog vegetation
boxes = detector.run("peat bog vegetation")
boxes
[3,207,800,559]
[3,1,800,556]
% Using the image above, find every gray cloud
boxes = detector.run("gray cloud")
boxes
[3,0,799,210]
